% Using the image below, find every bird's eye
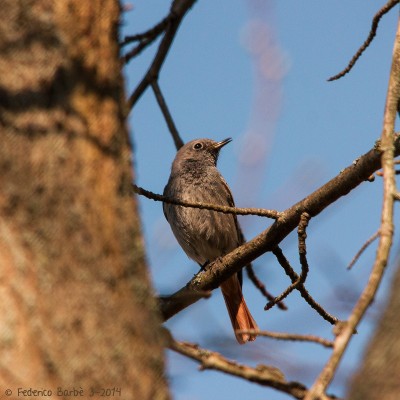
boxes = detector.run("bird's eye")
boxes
[193,142,203,150]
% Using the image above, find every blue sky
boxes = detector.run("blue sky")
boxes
[122,2,399,399]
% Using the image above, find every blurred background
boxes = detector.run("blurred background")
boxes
[122,1,399,399]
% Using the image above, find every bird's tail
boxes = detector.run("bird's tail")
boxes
[220,274,258,344]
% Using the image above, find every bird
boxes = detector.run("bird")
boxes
[163,138,258,344]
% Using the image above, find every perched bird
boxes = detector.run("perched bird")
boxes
[163,138,258,344]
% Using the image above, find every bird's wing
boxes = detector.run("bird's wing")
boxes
[218,175,245,245]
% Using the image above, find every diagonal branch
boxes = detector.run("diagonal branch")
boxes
[151,81,184,150]
[347,229,380,269]
[121,16,170,61]
[128,0,197,109]
[265,213,311,311]
[270,247,338,325]
[246,264,287,310]
[167,333,339,399]
[328,0,400,81]
[306,17,400,400]
[159,135,400,321]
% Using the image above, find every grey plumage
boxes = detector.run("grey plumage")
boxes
[163,138,258,344]
[163,138,239,264]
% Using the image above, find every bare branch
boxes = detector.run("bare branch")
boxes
[270,247,338,325]
[167,334,339,399]
[132,184,281,219]
[298,212,310,258]
[121,17,168,46]
[121,16,170,61]
[236,329,334,348]
[306,17,400,400]
[128,0,197,109]
[151,81,184,150]
[159,135,400,321]
[266,213,311,309]
[328,0,400,81]
[158,290,211,313]
[246,264,287,310]
[376,164,400,176]
[347,230,380,269]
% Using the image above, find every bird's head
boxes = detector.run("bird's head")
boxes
[171,138,232,172]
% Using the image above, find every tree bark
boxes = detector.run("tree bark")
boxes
[0,2,169,399]
[347,259,400,400]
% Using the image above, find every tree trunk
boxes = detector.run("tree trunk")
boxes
[0,2,169,399]
[347,259,400,400]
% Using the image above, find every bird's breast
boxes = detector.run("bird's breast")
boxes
[164,180,240,265]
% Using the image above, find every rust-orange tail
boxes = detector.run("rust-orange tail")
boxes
[220,274,258,344]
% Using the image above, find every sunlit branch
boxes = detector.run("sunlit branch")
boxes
[306,17,400,400]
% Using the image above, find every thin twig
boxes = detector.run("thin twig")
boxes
[271,247,338,325]
[347,230,380,269]
[236,329,334,348]
[128,0,197,109]
[246,265,287,310]
[306,17,400,400]
[264,280,299,311]
[132,184,281,219]
[376,168,400,176]
[151,81,184,150]
[122,17,171,62]
[328,0,400,81]
[123,38,158,62]
[266,214,310,311]
[121,16,169,47]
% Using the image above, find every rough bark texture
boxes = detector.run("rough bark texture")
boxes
[0,1,169,399]
[347,260,400,400]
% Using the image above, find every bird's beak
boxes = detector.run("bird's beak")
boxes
[213,137,232,150]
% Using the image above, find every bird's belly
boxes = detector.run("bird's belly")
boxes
[168,205,239,265]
